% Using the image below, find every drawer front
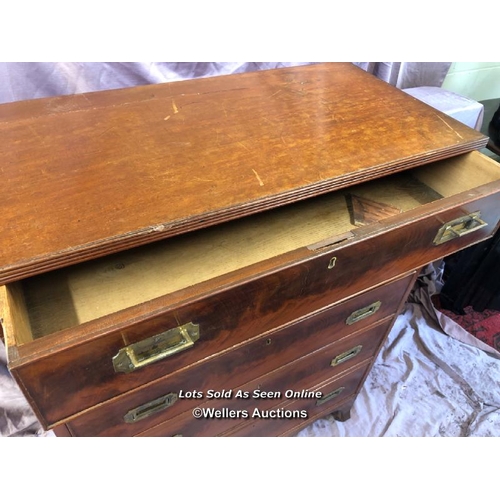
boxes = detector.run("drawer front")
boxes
[224,364,368,437]
[12,191,499,427]
[118,319,389,438]
[13,271,413,427]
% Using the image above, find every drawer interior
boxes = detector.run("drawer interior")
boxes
[2,150,499,344]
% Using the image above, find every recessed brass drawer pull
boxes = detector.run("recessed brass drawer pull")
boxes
[113,322,200,374]
[346,301,381,325]
[316,386,345,406]
[331,345,363,366]
[124,392,178,423]
[433,211,487,245]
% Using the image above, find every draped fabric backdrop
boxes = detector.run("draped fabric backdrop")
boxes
[0,62,452,105]
[354,62,452,89]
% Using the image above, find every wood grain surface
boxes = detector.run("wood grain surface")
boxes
[0,63,487,284]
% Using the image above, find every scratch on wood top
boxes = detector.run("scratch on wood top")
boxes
[435,113,463,140]
[172,99,179,114]
[223,131,251,152]
[81,94,92,106]
[192,176,216,183]
[28,124,46,143]
[280,131,287,146]
[252,169,264,186]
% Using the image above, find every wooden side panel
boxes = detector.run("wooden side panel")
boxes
[0,283,33,361]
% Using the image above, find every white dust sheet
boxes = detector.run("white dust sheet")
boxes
[297,302,500,437]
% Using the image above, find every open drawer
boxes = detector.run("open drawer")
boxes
[2,149,500,429]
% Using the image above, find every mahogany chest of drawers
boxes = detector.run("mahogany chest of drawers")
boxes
[1,63,499,437]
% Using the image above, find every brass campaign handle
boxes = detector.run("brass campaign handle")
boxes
[124,392,178,423]
[346,301,381,325]
[331,345,363,367]
[112,322,200,374]
[433,211,487,245]
[316,387,345,406]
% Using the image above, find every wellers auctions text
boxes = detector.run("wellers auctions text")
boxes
[197,407,309,419]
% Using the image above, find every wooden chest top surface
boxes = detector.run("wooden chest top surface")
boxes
[0,62,486,284]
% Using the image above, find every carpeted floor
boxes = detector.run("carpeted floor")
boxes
[433,295,500,352]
